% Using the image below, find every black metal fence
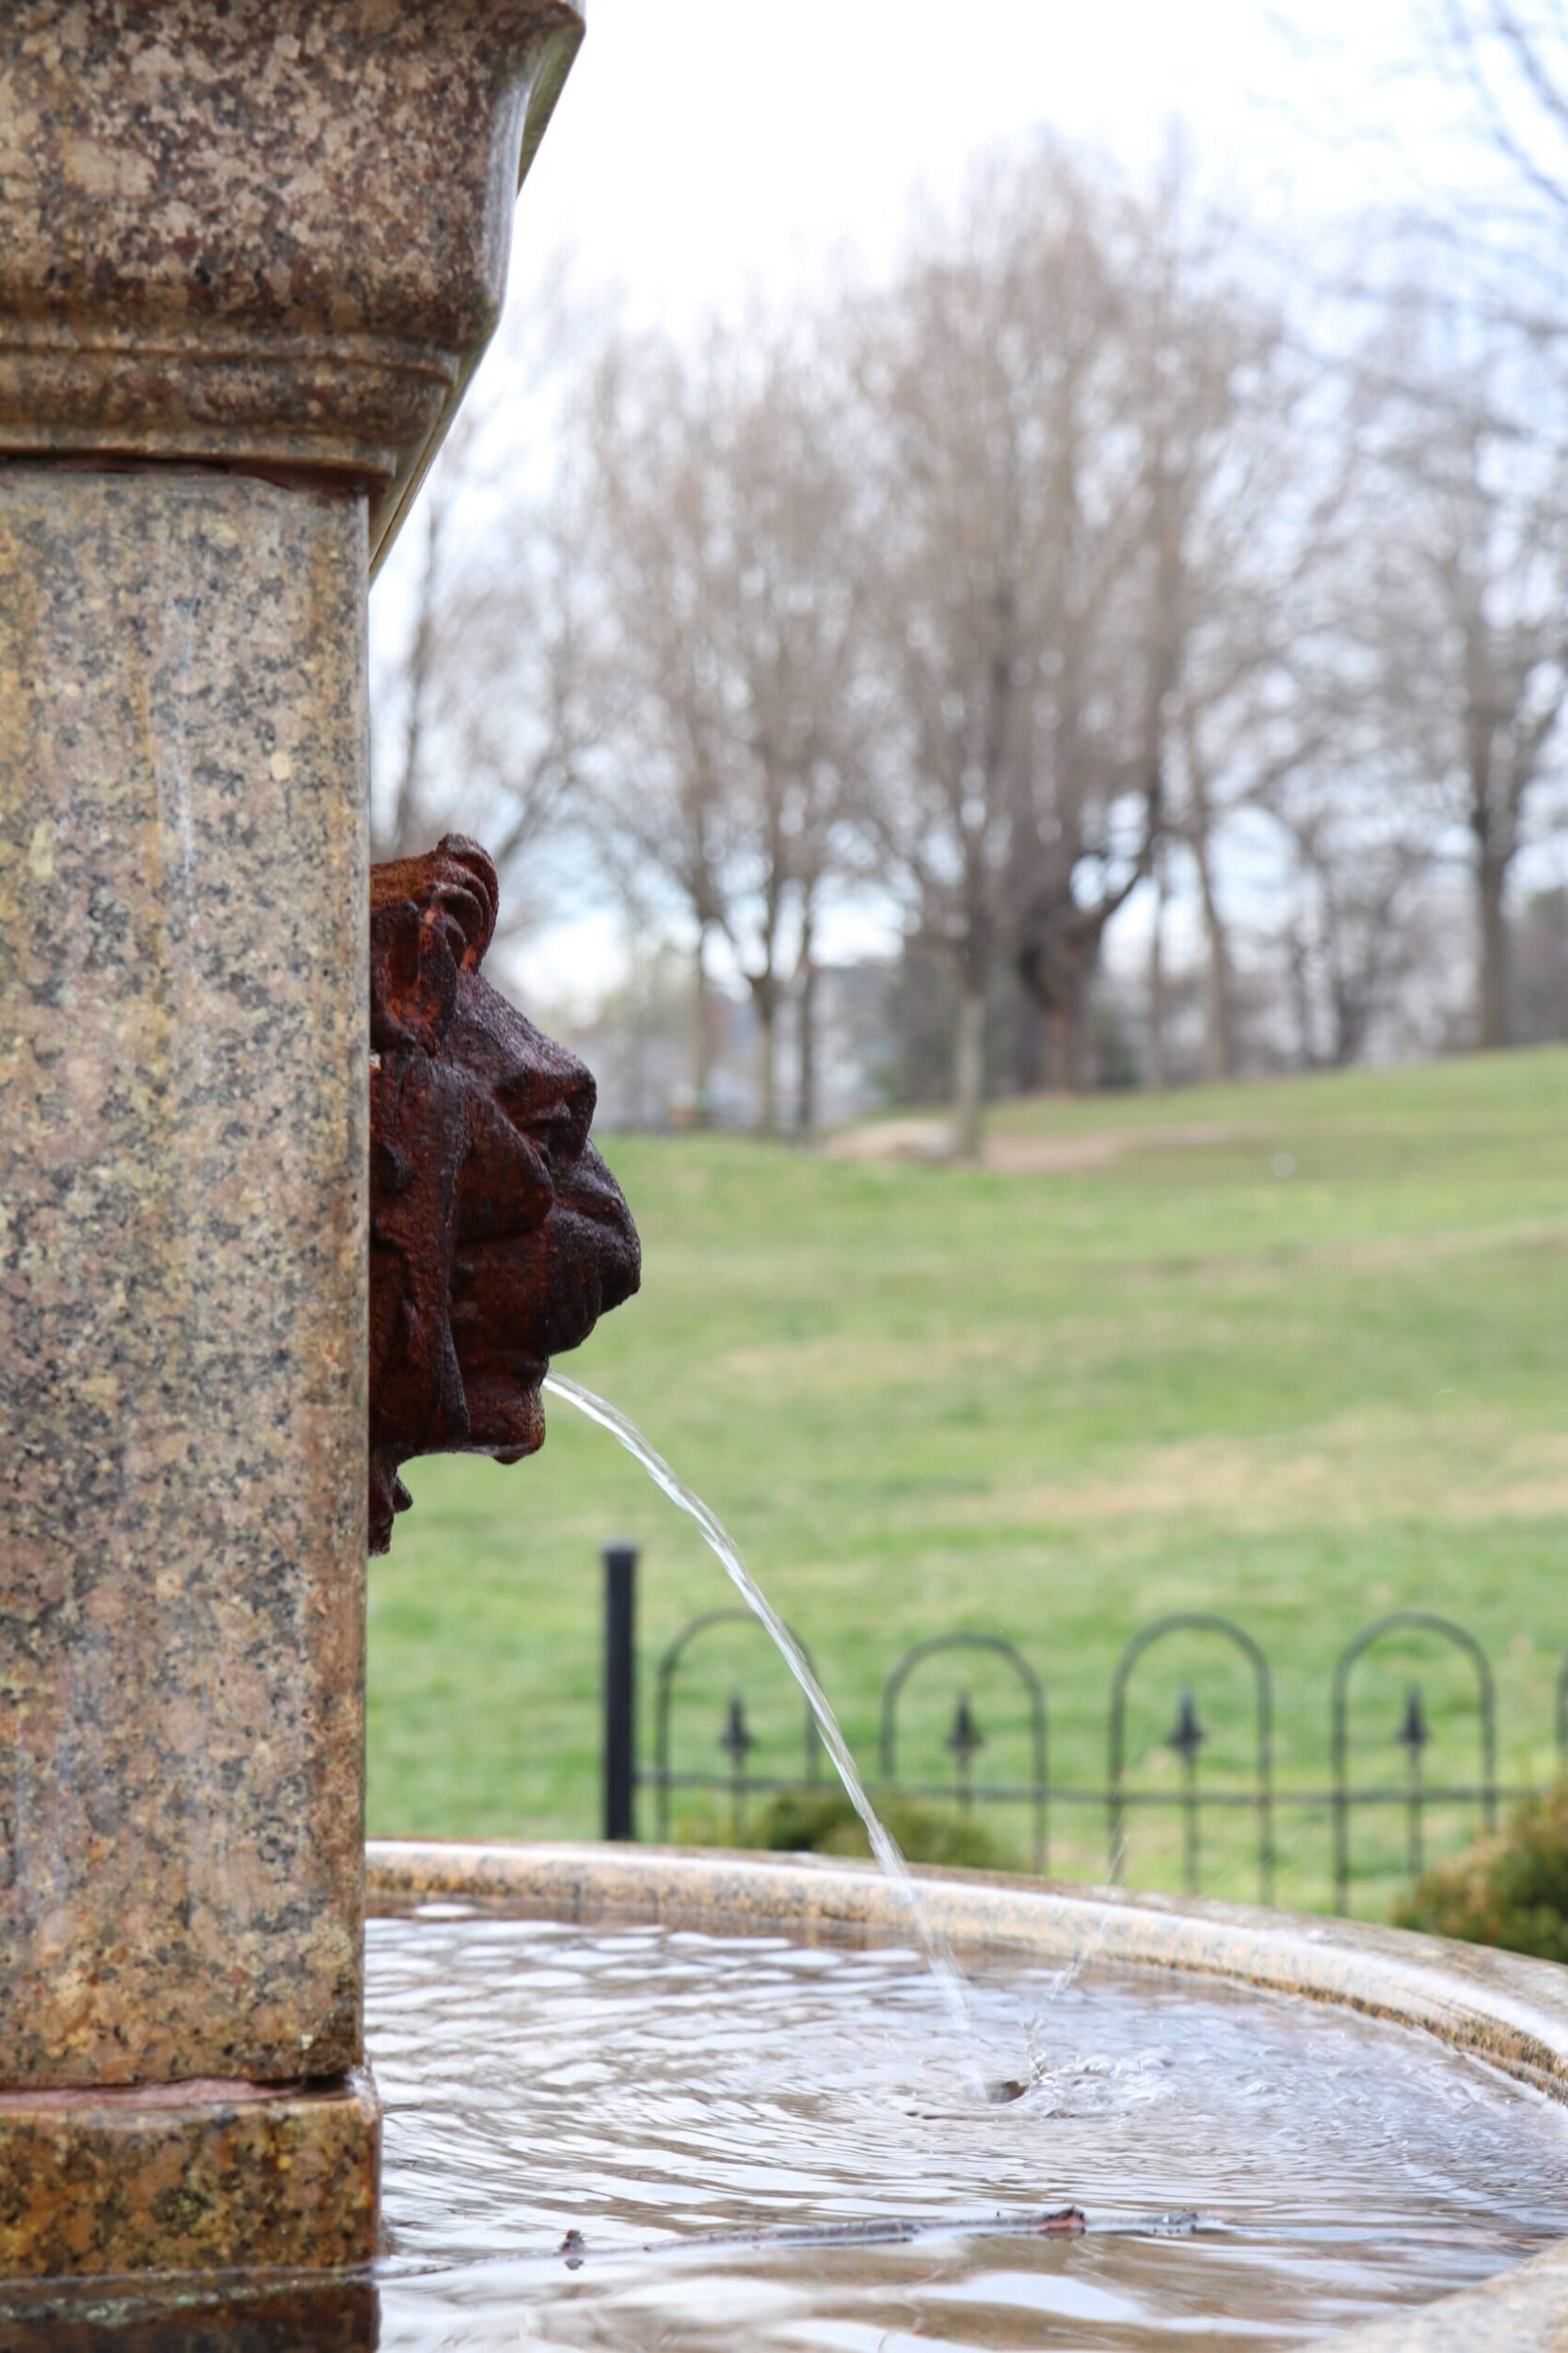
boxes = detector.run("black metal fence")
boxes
[599,1547,1558,1915]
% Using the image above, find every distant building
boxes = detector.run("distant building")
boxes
[552,953,897,1135]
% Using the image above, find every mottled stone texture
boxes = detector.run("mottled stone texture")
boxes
[0,0,584,568]
[0,470,368,2089]
[0,2071,379,2284]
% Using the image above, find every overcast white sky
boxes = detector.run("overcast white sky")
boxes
[371,0,1483,1005]
[511,0,1448,327]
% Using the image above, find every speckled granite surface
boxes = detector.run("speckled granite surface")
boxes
[0,470,368,2089]
[0,0,584,568]
[0,2070,379,2285]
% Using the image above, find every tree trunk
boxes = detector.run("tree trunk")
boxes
[1146,855,1168,1092]
[627,974,648,1129]
[1041,955,1096,1095]
[1477,854,1512,1050]
[692,920,713,1123]
[1331,988,1365,1068]
[794,934,818,1142]
[1068,980,1097,1093]
[1286,926,1316,1070]
[1045,1003,1073,1094]
[755,985,779,1140]
[1013,979,1045,1095]
[953,982,986,1161]
[378,488,450,862]
[1192,833,1238,1082]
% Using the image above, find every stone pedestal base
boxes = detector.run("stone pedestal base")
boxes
[0,2280,377,2353]
[0,2070,379,2283]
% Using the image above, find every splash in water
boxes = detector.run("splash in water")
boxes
[542,1372,983,2060]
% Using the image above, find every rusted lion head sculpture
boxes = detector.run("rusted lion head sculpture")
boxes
[368,835,640,1554]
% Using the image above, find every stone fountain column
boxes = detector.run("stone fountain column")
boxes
[0,0,582,2281]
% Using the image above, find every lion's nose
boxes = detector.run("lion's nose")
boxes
[562,1143,641,1313]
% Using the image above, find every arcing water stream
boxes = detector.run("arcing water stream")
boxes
[541,1373,982,2059]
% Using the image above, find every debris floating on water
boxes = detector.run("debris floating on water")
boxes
[546,2206,1226,2268]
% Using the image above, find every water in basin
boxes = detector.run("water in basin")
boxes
[367,1904,1568,2349]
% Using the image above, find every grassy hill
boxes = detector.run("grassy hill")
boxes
[367,1047,1568,1915]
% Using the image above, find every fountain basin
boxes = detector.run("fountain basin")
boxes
[359,1840,1568,2351]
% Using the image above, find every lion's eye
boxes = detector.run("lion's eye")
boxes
[496,1067,594,1161]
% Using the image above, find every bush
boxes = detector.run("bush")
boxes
[750,1787,1006,1872]
[1395,1778,1568,1962]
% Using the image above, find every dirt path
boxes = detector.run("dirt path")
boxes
[827,1115,1250,1173]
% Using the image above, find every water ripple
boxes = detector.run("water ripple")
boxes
[367,1911,1568,2348]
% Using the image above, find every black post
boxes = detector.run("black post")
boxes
[602,1543,638,1842]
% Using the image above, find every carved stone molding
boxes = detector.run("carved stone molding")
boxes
[0,0,583,567]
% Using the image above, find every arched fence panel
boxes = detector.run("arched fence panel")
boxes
[1108,1615,1274,1904]
[1331,1614,1496,1916]
[602,1554,1548,1910]
[879,1633,1049,1871]
[650,1606,823,1844]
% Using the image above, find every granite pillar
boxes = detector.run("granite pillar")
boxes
[0,470,369,2089]
[0,0,584,2282]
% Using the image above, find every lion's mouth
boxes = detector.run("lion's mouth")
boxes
[452,1211,632,1360]
[447,1169,641,1457]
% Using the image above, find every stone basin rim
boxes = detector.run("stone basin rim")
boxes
[365,1837,1568,2352]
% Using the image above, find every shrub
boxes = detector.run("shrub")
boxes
[750,1787,1006,1872]
[1395,1778,1568,1962]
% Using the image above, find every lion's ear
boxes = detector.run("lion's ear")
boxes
[370,899,458,1054]
[430,835,499,970]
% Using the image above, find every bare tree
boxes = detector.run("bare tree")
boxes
[1266,761,1434,1065]
[1154,315,1354,1079]
[1515,878,1568,1038]
[582,322,868,1133]
[372,407,487,866]
[369,257,601,936]
[371,456,597,936]
[850,146,1160,1150]
[1421,0,1568,234]
[1355,301,1568,1046]
[1003,162,1152,1101]
[374,436,454,865]
[851,143,1343,1134]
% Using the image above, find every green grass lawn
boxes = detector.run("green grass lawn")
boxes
[368,1047,1568,1917]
